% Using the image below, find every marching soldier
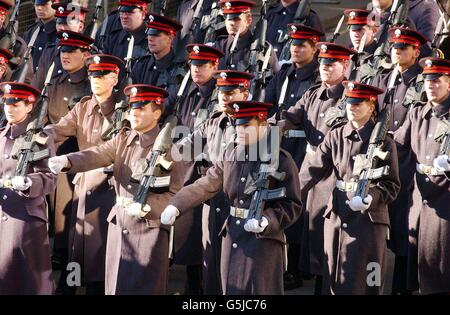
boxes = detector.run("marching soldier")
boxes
[407,0,440,51]
[276,42,355,294]
[214,0,279,73]
[299,81,400,294]
[45,30,93,288]
[265,23,322,290]
[23,0,57,73]
[177,70,253,294]
[48,84,185,295]
[131,13,183,114]
[45,54,124,294]
[344,9,378,82]
[0,82,56,294]
[32,2,88,91]
[266,0,324,57]
[372,27,427,295]
[0,0,26,61]
[175,43,223,294]
[102,0,150,63]
[394,57,450,294]
[162,100,302,295]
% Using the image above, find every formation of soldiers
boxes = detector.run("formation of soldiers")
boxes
[0,0,449,295]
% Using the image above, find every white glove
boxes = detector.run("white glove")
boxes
[126,202,151,218]
[0,178,4,189]
[244,216,269,233]
[48,156,69,174]
[160,205,180,225]
[11,176,32,191]
[433,154,450,172]
[347,195,373,212]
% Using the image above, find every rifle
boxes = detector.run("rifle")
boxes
[278,0,311,62]
[330,14,345,43]
[9,63,55,179]
[105,35,134,139]
[244,130,286,223]
[130,70,191,210]
[352,67,398,203]
[202,1,225,44]
[87,0,104,40]
[247,0,272,102]
[0,0,20,52]
[431,10,450,58]
[364,0,409,84]
[13,27,40,84]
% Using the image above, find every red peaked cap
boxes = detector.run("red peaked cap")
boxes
[124,84,168,109]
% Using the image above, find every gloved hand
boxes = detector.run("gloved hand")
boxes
[244,216,269,233]
[433,154,450,172]
[347,195,373,212]
[126,202,151,218]
[11,176,32,191]
[48,156,69,174]
[160,205,180,225]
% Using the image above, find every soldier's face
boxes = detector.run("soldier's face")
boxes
[147,32,172,55]
[61,49,88,73]
[190,62,217,85]
[56,17,85,33]
[0,12,6,28]
[349,26,375,50]
[129,103,161,133]
[4,100,33,125]
[119,9,145,32]
[391,46,419,68]
[372,0,393,11]
[290,41,315,65]
[425,76,450,104]
[236,118,267,146]
[35,2,56,22]
[218,88,249,113]
[90,73,118,98]
[346,100,375,126]
[320,61,346,86]
[225,13,252,36]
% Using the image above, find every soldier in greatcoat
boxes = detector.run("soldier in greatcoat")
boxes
[176,70,253,294]
[299,81,400,294]
[48,84,185,295]
[394,57,450,295]
[162,100,302,295]
[0,82,56,294]
[372,27,427,294]
[174,43,223,294]
[264,23,322,290]
[275,42,355,294]
[45,54,124,294]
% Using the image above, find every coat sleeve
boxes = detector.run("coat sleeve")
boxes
[24,131,57,198]
[45,102,80,146]
[170,160,224,215]
[298,129,334,201]
[259,151,302,238]
[66,132,119,173]
[279,89,308,131]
